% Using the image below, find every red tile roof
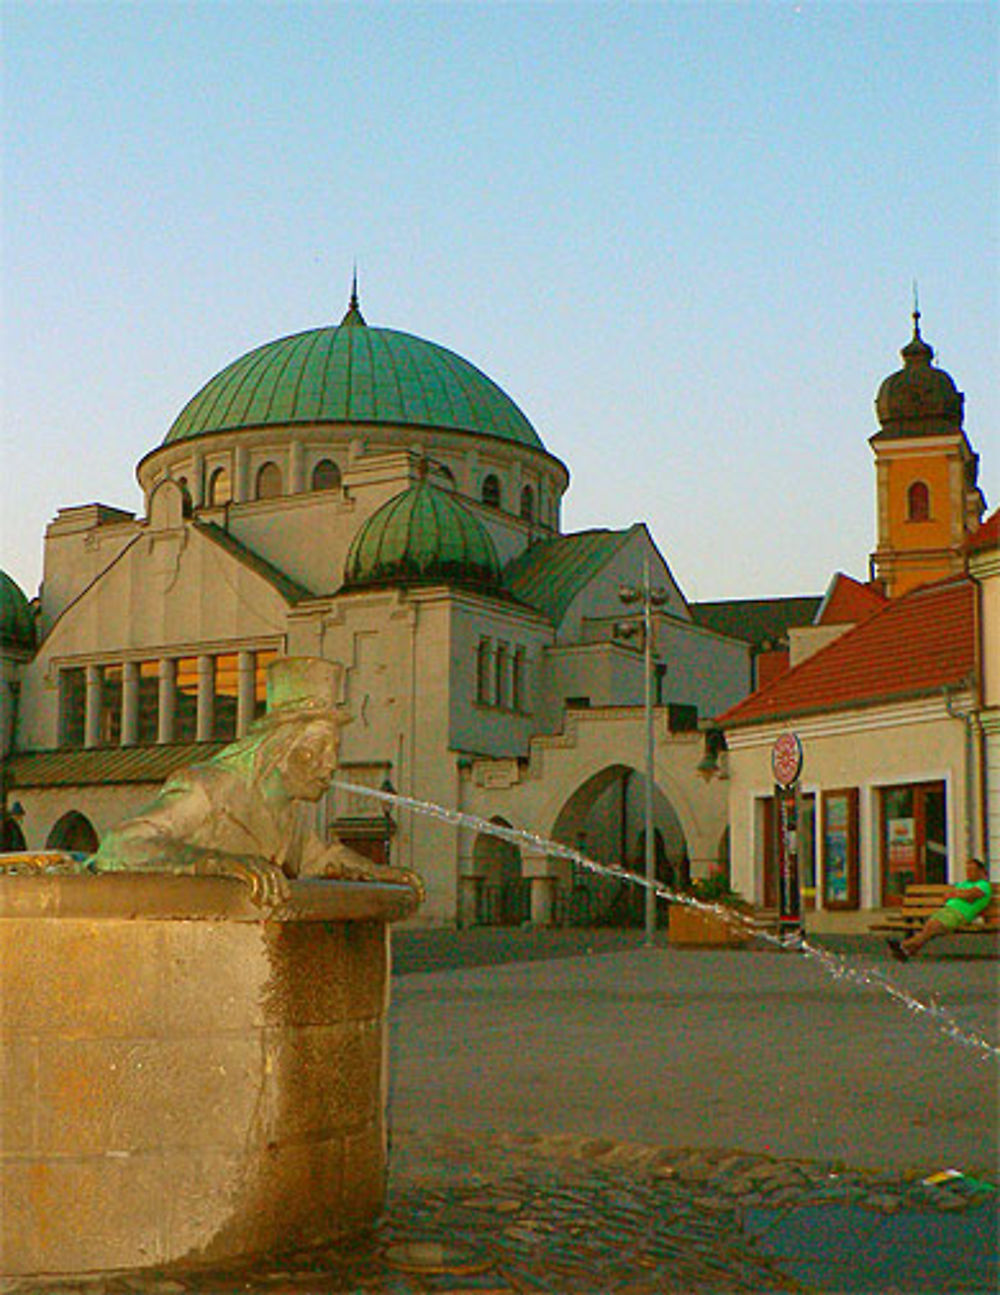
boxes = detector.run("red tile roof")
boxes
[816,572,887,626]
[966,508,999,554]
[718,574,975,729]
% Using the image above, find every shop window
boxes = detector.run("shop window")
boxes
[59,667,86,748]
[481,474,501,509]
[255,462,282,500]
[208,466,232,507]
[520,484,534,522]
[761,791,816,911]
[821,788,859,910]
[880,781,947,904]
[907,480,930,522]
[311,458,341,492]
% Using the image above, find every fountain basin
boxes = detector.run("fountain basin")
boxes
[0,870,417,1278]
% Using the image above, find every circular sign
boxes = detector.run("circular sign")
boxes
[771,731,803,788]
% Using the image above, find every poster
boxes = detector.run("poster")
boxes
[823,794,850,903]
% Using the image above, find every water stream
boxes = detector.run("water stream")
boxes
[333,779,999,1061]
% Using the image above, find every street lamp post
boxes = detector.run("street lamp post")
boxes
[618,557,668,946]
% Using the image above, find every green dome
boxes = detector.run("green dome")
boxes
[344,478,501,591]
[165,301,542,449]
[875,313,964,437]
[0,571,35,652]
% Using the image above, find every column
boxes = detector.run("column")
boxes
[191,450,205,507]
[121,662,139,747]
[530,877,557,927]
[158,658,176,744]
[234,444,249,503]
[236,650,256,736]
[197,655,215,742]
[84,665,102,749]
[522,849,559,928]
[289,440,305,494]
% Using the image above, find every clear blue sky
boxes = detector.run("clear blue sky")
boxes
[2,1,996,601]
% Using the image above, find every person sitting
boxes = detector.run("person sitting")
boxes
[887,857,992,962]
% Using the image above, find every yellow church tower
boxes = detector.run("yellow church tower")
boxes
[869,310,986,598]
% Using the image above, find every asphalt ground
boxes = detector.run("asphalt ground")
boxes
[388,929,998,1177]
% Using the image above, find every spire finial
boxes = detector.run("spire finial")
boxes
[341,265,366,327]
[912,280,921,338]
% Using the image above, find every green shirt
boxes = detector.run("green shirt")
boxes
[945,878,992,923]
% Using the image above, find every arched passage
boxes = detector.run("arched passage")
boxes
[46,811,99,855]
[549,764,688,927]
[472,817,529,926]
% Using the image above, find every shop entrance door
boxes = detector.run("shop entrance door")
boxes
[880,781,947,905]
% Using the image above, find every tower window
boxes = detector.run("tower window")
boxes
[482,474,501,509]
[255,462,282,500]
[520,484,534,522]
[907,480,930,522]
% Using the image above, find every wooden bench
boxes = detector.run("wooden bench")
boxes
[870,883,1000,935]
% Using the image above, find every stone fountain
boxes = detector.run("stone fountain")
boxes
[0,658,423,1278]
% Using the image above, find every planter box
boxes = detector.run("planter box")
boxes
[667,902,751,947]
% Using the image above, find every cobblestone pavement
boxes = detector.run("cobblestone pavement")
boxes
[5,1132,996,1295]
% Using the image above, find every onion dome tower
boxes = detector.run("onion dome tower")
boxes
[869,309,986,597]
[343,475,502,592]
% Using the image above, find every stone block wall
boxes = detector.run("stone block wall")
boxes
[0,874,414,1277]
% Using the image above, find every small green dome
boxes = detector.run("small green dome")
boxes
[875,312,964,437]
[0,571,35,652]
[344,479,501,591]
[165,299,542,450]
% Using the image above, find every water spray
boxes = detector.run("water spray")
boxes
[333,779,999,1062]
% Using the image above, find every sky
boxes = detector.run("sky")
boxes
[2,1,997,603]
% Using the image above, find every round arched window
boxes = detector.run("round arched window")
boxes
[255,462,282,500]
[907,480,930,522]
[311,458,341,492]
[208,466,232,507]
[482,474,501,509]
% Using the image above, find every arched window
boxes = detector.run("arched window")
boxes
[46,811,99,855]
[520,484,534,522]
[907,480,930,522]
[208,466,232,507]
[311,458,341,492]
[255,462,282,500]
[176,476,193,516]
[1,815,26,852]
[482,474,501,509]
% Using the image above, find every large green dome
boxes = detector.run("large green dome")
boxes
[165,298,542,449]
[344,478,501,592]
[0,571,35,652]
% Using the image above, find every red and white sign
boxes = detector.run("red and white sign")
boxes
[771,731,803,788]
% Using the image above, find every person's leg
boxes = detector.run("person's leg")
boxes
[901,916,949,956]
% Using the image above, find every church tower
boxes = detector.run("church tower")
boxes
[869,310,985,597]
